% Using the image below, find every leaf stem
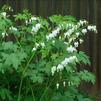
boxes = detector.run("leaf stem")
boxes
[39,75,57,101]
[17,52,35,101]
[30,84,35,101]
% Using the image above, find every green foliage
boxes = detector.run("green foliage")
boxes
[51,87,93,101]
[76,51,91,65]
[0,87,12,101]
[0,5,97,101]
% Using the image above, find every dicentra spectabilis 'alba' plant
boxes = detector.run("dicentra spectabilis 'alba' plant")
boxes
[0,5,97,101]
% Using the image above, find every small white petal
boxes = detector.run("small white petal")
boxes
[56,83,59,89]
[32,47,36,51]
[57,64,64,72]
[63,81,66,87]
[35,43,40,47]
[51,66,56,76]
[31,17,37,21]
[82,29,87,34]
[80,39,83,43]
[40,42,45,48]
[76,32,80,37]
[52,40,55,44]
[74,42,79,47]
[1,12,6,17]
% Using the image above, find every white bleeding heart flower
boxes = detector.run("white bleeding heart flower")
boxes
[74,42,79,47]
[67,46,77,53]
[82,29,87,34]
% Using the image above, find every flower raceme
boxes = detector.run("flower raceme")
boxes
[32,42,45,52]
[25,16,38,25]
[32,23,41,33]
[9,26,18,31]
[51,56,78,76]
[46,27,61,40]
[87,25,97,33]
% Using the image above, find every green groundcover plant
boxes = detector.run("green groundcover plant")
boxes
[0,5,97,101]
